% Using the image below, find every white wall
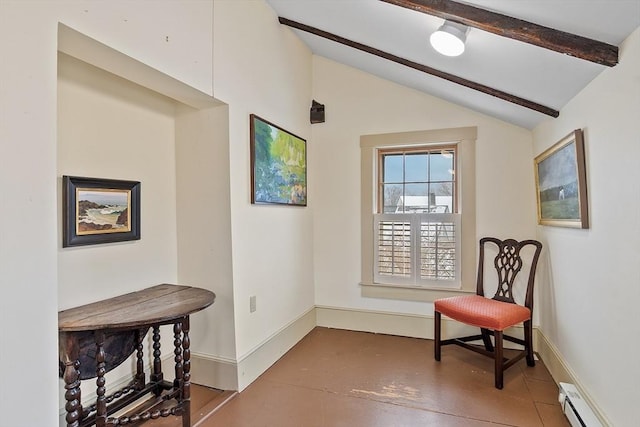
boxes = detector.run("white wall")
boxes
[56,0,214,95]
[533,27,640,427]
[311,56,536,319]
[57,53,178,307]
[213,0,315,389]
[0,1,215,425]
[0,5,59,426]
[175,103,238,388]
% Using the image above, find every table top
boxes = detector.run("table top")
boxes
[58,284,215,332]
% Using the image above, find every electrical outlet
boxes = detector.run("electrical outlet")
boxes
[250,295,257,313]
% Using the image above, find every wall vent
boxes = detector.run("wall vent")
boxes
[558,382,603,427]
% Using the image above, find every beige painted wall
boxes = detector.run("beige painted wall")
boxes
[175,103,237,376]
[533,27,640,427]
[213,0,315,389]
[57,0,214,95]
[57,54,178,308]
[310,56,537,319]
[0,5,59,425]
[1,1,215,425]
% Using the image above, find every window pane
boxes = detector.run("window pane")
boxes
[405,153,428,182]
[383,155,403,183]
[382,184,403,213]
[431,182,453,213]
[403,183,429,213]
[379,147,456,214]
[420,220,456,281]
[430,152,454,181]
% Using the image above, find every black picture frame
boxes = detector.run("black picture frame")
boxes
[63,175,141,247]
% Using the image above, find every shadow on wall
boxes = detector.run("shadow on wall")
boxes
[536,241,557,338]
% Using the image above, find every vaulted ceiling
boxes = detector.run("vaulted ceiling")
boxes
[264,0,640,129]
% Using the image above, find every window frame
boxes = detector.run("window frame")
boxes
[360,127,477,302]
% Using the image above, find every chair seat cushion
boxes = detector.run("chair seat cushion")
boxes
[434,295,531,331]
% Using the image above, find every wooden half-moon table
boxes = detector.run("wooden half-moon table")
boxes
[58,284,215,427]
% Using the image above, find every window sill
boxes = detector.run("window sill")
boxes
[360,282,475,302]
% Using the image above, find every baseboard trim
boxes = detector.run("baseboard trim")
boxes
[315,305,535,349]
[535,329,611,427]
[187,353,239,392]
[316,305,431,338]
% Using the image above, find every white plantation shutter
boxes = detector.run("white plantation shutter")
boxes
[374,213,461,287]
[376,218,413,282]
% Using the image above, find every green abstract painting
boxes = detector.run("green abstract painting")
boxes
[250,114,307,206]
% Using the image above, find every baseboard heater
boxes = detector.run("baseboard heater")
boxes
[558,382,603,427]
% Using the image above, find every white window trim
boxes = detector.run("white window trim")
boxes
[360,127,477,302]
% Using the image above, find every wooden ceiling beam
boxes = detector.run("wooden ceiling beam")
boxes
[381,0,618,67]
[278,17,559,117]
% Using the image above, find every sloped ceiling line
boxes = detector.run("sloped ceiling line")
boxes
[278,17,559,118]
[381,0,618,67]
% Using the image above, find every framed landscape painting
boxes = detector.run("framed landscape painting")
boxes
[250,114,307,206]
[534,129,589,228]
[63,175,141,247]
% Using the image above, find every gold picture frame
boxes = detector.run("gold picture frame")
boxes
[534,129,589,228]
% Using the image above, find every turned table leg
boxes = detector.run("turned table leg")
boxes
[60,332,82,427]
[173,321,184,392]
[150,325,164,396]
[134,328,146,389]
[182,316,191,427]
[62,359,82,427]
[95,330,107,427]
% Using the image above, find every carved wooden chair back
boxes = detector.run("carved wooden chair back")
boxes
[477,237,541,309]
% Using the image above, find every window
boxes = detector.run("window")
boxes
[378,147,456,215]
[360,127,477,301]
[375,146,459,287]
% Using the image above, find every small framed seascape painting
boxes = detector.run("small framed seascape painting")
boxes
[63,175,141,247]
[534,129,589,229]
[250,114,307,206]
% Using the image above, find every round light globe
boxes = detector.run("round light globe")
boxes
[430,21,468,57]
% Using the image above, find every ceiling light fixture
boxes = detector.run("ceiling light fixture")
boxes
[430,20,469,57]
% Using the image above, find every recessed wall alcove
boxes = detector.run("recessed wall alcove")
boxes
[56,23,237,420]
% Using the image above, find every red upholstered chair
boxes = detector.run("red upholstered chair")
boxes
[434,237,543,389]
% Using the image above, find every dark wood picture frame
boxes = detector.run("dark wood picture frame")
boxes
[250,114,307,206]
[534,129,589,229]
[63,175,141,247]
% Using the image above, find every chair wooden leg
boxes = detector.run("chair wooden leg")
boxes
[494,330,504,389]
[524,320,535,366]
[480,328,494,352]
[434,311,441,361]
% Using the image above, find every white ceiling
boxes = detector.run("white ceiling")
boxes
[264,0,640,129]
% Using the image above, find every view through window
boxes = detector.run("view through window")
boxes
[375,145,460,286]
